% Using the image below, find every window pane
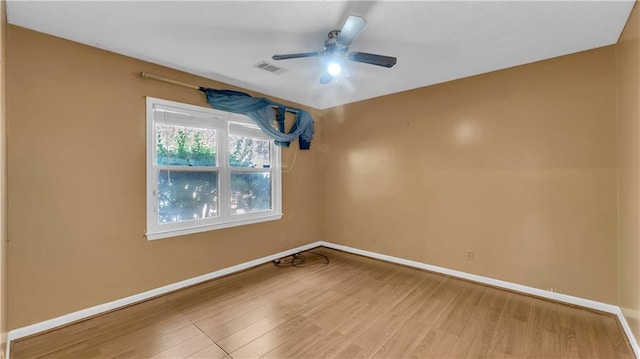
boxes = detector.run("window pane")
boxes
[158,170,218,224]
[228,135,271,168]
[230,172,272,214]
[156,124,217,166]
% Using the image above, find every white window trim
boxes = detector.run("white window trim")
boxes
[145,97,282,240]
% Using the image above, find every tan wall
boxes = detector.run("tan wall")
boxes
[322,47,618,304]
[617,1,640,344]
[4,14,627,332]
[0,0,6,354]
[6,25,324,329]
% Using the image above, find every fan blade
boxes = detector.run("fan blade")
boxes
[272,51,324,61]
[337,15,367,49]
[319,71,333,84]
[348,52,397,68]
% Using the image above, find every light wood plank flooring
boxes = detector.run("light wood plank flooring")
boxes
[12,247,634,359]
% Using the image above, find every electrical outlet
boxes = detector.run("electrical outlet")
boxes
[466,250,474,261]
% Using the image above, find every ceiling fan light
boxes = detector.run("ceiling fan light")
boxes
[327,62,342,76]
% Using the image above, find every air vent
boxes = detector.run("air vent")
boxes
[254,61,285,74]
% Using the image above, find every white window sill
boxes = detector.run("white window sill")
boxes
[146,213,283,241]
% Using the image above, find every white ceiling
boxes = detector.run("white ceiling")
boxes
[7,1,635,110]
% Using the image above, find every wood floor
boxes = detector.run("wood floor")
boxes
[12,247,634,359]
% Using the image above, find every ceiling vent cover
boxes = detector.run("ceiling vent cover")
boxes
[254,61,285,74]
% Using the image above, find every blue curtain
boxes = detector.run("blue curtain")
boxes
[200,88,315,149]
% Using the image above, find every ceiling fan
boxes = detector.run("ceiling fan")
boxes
[272,15,397,84]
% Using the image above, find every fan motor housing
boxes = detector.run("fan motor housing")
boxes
[324,30,345,52]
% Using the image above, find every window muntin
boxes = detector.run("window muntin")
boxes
[146,97,282,240]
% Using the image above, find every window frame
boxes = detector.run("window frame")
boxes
[146,97,282,240]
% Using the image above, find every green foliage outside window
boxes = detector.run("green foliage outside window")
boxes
[156,125,216,166]
[228,135,270,168]
[158,171,218,223]
[231,172,271,214]
[156,125,273,224]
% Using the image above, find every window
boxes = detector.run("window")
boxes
[146,97,282,240]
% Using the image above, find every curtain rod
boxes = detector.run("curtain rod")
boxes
[140,72,201,90]
[139,72,298,114]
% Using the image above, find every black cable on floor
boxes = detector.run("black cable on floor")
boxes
[303,251,329,266]
[273,250,329,268]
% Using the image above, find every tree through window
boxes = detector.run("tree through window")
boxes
[146,97,282,240]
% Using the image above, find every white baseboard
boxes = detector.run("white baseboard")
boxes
[6,240,639,359]
[617,307,640,359]
[318,241,640,359]
[5,241,323,358]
